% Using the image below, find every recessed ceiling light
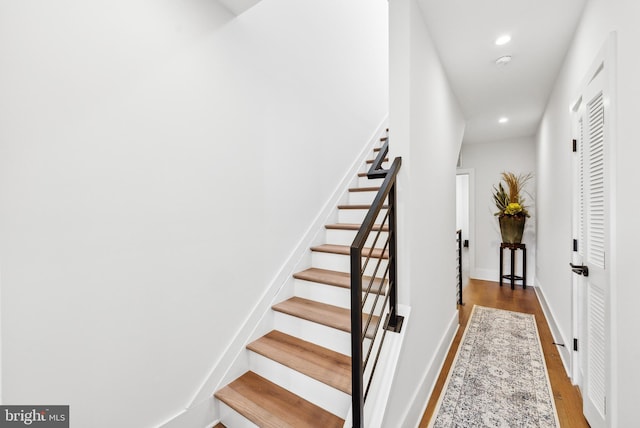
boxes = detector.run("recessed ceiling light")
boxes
[495,34,511,45]
[495,55,512,66]
[499,117,509,124]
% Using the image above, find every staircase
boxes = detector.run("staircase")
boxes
[214,135,393,427]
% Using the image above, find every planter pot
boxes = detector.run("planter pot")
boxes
[499,215,526,244]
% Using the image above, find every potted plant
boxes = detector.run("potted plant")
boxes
[493,172,532,244]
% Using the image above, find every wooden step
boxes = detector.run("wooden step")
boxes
[337,204,389,210]
[310,244,389,259]
[380,136,388,141]
[213,424,226,428]
[349,186,381,192]
[215,371,344,428]
[272,296,379,338]
[366,157,389,164]
[248,330,351,394]
[373,147,382,152]
[293,267,387,294]
[325,223,388,231]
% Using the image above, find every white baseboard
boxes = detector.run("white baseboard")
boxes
[471,267,535,287]
[158,116,389,428]
[384,310,458,428]
[534,280,572,377]
[156,398,216,428]
[471,267,498,283]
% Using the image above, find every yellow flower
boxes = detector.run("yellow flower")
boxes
[504,203,523,215]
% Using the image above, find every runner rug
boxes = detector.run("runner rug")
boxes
[429,305,559,428]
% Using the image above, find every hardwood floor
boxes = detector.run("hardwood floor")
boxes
[418,279,589,428]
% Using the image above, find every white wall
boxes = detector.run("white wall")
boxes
[460,137,536,285]
[0,1,388,427]
[385,0,466,425]
[536,0,640,425]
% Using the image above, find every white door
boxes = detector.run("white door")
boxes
[456,168,474,282]
[570,97,586,391]
[571,52,612,428]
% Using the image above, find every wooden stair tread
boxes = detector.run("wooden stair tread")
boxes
[293,267,387,293]
[325,223,388,231]
[310,244,389,259]
[272,297,379,338]
[337,204,389,210]
[213,424,226,428]
[248,330,351,395]
[365,157,389,164]
[215,371,343,428]
[349,186,381,192]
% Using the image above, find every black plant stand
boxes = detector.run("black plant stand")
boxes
[499,243,526,289]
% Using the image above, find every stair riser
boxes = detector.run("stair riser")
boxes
[273,311,351,356]
[362,330,386,382]
[272,312,374,364]
[294,279,389,314]
[348,191,381,205]
[325,229,389,248]
[218,402,259,428]
[311,252,389,277]
[248,352,350,419]
[337,209,388,225]
[358,176,385,188]
[362,293,388,316]
[294,279,350,309]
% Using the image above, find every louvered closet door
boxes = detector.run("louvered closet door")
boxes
[572,110,586,389]
[579,64,609,428]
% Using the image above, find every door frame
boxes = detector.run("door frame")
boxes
[570,32,617,427]
[570,94,585,389]
[456,168,475,282]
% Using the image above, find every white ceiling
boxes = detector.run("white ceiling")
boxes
[418,0,587,144]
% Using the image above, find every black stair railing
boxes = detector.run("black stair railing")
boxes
[456,229,463,306]
[350,138,402,428]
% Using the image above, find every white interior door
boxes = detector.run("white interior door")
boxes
[571,57,611,428]
[456,168,474,281]
[571,98,586,390]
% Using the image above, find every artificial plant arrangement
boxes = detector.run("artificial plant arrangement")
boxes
[493,172,532,244]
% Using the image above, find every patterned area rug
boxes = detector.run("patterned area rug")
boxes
[429,305,559,428]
